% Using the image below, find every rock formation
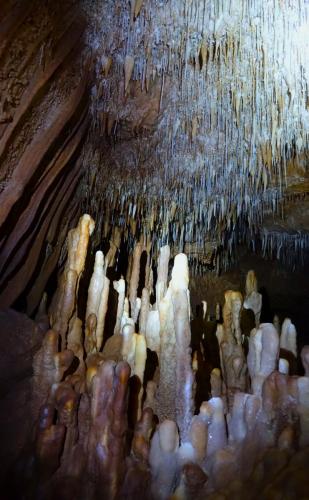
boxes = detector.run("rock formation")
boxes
[0,1,309,498]
[0,215,308,499]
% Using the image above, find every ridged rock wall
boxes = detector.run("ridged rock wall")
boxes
[0,0,90,312]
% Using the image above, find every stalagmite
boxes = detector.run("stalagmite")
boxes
[113,278,126,335]
[228,392,252,444]
[86,251,104,321]
[49,214,94,347]
[96,275,110,351]
[121,323,136,372]
[248,323,280,395]
[149,420,179,500]
[139,287,150,335]
[157,291,176,421]
[202,300,207,320]
[145,310,161,356]
[135,297,142,324]
[35,404,66,481]
[201,398,227,457]
[144,380,158,413]
[279,358,289,375]
[170,253,194,440]
[85,251,109,351]
[217,288,248,410]
[280,318,297,358]
[210,368,222,397]
[67,315,85,383]
[84,313,97,355]
[87,361,131,499]
[68,214,95,277]
[222,290,243,343]
[245,270,258,296]
[129,241,143,323]
[188,414,208,463]
[230,292,243,345]
[134,334,147,420]
[273,314,280,334]
[121,297,131,332]
[131,407,154,463]
[221,341,247,410]
[53,382,79,459]
[156,245,170,306]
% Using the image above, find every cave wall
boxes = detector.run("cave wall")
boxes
[0,0,90,313]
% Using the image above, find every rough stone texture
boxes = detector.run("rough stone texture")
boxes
[0,0,90,312]
[0,308,44,482]
[0,1,308,311]
[0,2,308,499]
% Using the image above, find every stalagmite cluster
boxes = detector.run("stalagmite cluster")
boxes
[3,215,309,499]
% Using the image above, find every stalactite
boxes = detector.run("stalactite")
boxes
[79,0,309,273]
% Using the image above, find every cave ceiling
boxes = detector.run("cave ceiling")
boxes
[83,0,309,268]
[0,0,308,309]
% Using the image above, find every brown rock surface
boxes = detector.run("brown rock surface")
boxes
[0,308,44,482]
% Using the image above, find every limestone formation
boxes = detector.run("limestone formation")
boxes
[0,1,309,497]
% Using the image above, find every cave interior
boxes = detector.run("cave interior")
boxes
[0,1,309,499]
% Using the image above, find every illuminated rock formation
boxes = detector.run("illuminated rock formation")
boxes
[244,270,262,327]
[0,0,309,498]
[2,215,308,498]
